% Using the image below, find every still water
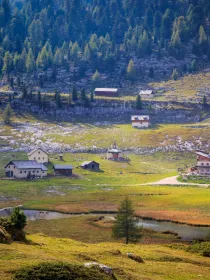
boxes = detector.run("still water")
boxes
[1,207,209,241]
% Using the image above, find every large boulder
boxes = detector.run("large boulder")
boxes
[84,262,113,275]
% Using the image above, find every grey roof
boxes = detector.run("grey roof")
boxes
[5,161,48,171]
[54,164,73,170]
[28,148,49,156]
[131,115,150,121]
[108,149,121,153]
[139,90,154,95]
[195,151,210,158]
[81,161,99,167]
[94,88,118,92]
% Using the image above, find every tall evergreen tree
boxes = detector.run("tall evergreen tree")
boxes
[199,25,208,54]
[3,103,13,124]
[37,91,42,107]
[72,85,78,101]
[2,51,13,76]
[112,197,143,244]
[203,95,207,107]
[26,48,35,73]
[55,92,62,108]
[136,95,142,110]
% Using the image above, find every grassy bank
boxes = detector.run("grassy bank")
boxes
[1,234,210,280]
[26,215,179,244]
[178,175,210,185]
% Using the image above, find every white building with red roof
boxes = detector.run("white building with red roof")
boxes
[195,151,210,176]
[131,115,150,128]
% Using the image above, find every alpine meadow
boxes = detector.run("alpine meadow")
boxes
[0,0,210,279]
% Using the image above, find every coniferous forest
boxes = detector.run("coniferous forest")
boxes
[0,0,209,83]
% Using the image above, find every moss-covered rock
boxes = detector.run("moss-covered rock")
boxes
[13,262,114,280]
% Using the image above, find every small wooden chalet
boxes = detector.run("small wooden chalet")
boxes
[94,88,119,97]
[53,164,73,176]
[80,161,100,171]
[131,115,150,128]
[107,142,121,160]
[193,151,210,176]
[5,160,48,179]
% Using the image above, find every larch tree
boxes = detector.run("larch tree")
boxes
[171,68,179,80]
[2,51,13,76]
[3,103,13,124]
[127,59,136,81]
[26,48,35,73]
[199,25,208,54]
[92,70,101,88]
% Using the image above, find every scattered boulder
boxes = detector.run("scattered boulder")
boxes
[110,249,121,256]
[126,253,144,263]
[84,262,113,275]
[93,216,105,222]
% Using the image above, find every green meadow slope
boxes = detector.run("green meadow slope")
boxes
[1,234,210,280]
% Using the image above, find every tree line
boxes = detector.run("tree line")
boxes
[0,0,209,80]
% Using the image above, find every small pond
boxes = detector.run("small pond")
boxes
[136,219,210,241]
[1,207,210,241]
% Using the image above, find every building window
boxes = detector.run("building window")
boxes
[37,171,39,173]
[33,170,35,173]
[34,157,36,160]
[24,171,26,173]
[43,157,44,160]
[20,171,22,174]
[38,157,40,160]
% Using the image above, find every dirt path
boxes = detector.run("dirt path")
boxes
[147,176,209,187]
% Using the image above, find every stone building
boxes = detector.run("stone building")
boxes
[28,148,49,164]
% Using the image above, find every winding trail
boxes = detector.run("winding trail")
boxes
[147,176,209,188]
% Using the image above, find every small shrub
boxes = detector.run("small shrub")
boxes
[13,262,113,280]
[186,242,210,257]
[0,208,27,241]
[0,226,11,243]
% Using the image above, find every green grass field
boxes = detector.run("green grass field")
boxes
[1,234,210,280]
[1,73,210,279]
[1,152,210,225]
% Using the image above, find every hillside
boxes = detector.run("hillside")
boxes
[1,234,210,280]
[0,0,210,92]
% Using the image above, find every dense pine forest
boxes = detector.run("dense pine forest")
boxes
[0,0,210,84]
